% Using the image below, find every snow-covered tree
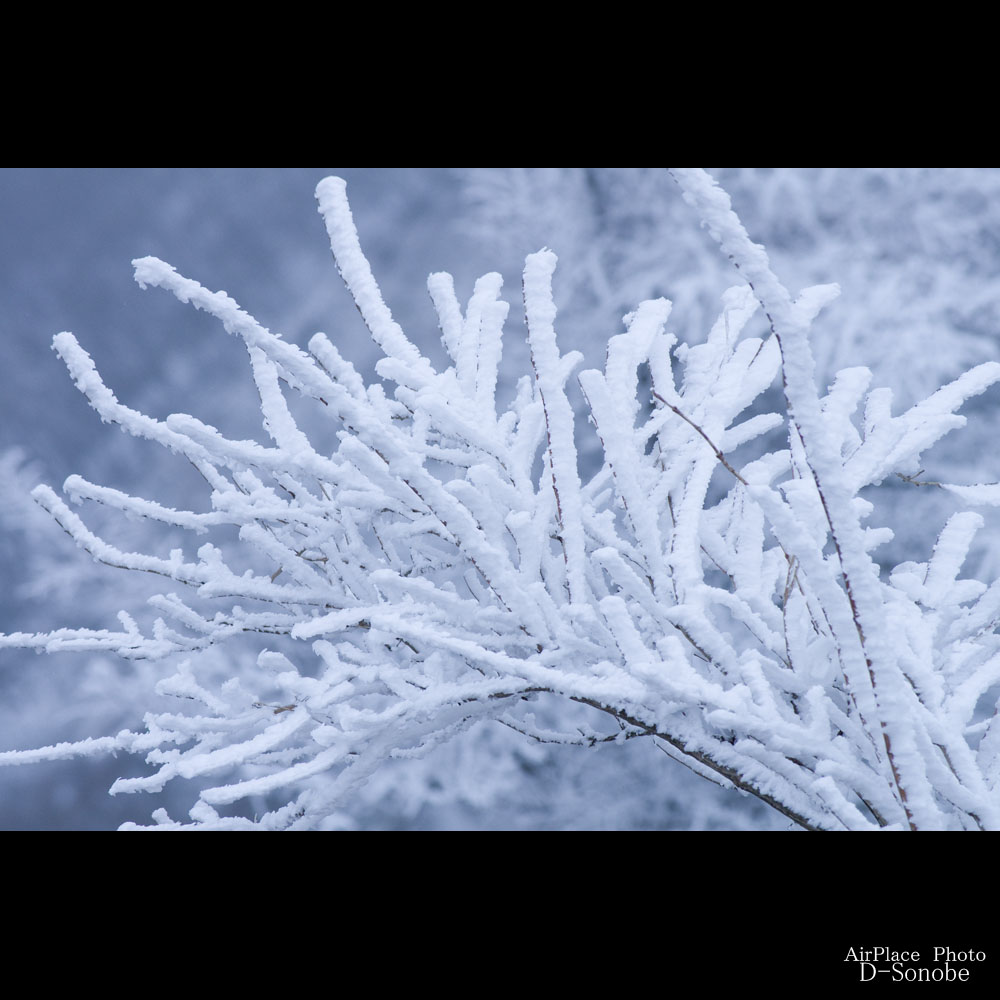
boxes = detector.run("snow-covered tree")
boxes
[3,168,1000,829]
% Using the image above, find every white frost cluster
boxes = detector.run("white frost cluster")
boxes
[3,169,1000,830]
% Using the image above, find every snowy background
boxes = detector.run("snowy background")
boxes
[3,167,1000,829]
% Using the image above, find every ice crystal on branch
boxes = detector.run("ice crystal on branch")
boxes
[3,169,1000,830]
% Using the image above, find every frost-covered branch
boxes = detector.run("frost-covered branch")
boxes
[3,169,1000,830]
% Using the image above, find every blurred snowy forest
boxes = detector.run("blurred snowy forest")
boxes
[3,167,1000,829]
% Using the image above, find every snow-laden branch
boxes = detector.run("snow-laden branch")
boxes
[3,169,1000,830]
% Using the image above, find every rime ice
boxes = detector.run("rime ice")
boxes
[3,170,1000,830]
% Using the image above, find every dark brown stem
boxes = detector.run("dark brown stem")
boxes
[651,391,748,485]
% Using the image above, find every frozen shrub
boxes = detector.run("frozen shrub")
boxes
[3,169,1000,830]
